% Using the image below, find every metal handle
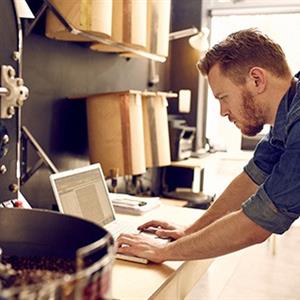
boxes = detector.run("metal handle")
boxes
[76,233,114,271]
[0,87,8,96]
[0,65,29,119]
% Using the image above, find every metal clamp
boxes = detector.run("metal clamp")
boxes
[0,65,29,119]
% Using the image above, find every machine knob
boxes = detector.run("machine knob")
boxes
[0,165,7,174]
[2,134,9,144]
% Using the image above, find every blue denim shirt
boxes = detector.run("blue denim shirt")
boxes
[242,75,300,234]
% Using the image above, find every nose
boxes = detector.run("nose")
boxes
[220,102,229,117]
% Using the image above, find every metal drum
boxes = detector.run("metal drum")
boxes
[0,208,115,299]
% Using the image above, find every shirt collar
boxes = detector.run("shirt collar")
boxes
[271,82,295,143]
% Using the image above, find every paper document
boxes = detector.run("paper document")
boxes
[109,193,160,215]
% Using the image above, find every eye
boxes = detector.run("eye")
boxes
[219,95,227,101]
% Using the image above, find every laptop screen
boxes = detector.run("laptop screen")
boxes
[50,164,115,226]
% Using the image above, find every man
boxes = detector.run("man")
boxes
[117,28,300,263]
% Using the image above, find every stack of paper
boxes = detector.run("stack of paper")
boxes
[109,193,160,215]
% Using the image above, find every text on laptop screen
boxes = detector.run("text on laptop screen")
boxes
[53,167,115,225]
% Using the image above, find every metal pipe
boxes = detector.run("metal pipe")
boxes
[22,126,59,174]
[169,27,199,41]
[0,87,8,96]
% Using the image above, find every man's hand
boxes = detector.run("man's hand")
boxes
[138,220,186,240]
[116,233,170,263]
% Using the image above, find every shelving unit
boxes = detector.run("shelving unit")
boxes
[26,0,168,63]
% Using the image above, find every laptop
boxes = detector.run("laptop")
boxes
[50,163,166,264]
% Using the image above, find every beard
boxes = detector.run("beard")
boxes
[239,90,265,136]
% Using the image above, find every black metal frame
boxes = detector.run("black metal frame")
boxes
[20,126,58,185]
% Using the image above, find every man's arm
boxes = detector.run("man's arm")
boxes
[117,210,271,263]
[138,171,258,240]
[185,171,258,235]
[165,210,271,261]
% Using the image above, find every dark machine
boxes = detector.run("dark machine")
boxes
[0,0,28,203]
[0,2,114,299]
[164,116,215,209]
[168,115,196,161]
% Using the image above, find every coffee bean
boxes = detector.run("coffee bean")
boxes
[1,255,76,289]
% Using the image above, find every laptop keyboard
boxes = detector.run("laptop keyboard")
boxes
[106,220,139,239]
[106,220,170,264]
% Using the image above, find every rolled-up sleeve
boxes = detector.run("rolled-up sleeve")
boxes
[242,122,300,234]
[242,187,298,234]
[244,158,269,185]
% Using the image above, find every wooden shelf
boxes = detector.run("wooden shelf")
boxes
[43,0,167,62]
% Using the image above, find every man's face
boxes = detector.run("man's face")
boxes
[208,64,265,136]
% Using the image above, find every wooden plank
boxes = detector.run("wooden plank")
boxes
[45,0,112,41]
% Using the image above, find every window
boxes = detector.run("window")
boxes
[206,11,300,152]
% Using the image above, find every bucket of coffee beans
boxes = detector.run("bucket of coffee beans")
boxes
[0,208,115,299]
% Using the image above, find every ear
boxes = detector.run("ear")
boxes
[248,67,267,94]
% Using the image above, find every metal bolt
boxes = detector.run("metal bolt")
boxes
[7,106,15,116]
[12,51,20,61]
[2,134,9,145]
[0,165,7,174]
[9,183,18,193]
